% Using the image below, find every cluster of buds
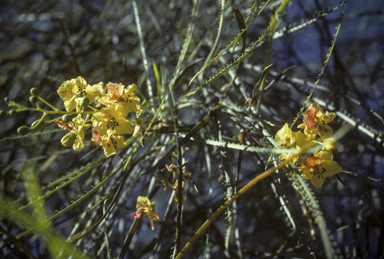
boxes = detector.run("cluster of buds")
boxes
[275,103,342,188]
[56,76,141,157]
[2,88,48,135]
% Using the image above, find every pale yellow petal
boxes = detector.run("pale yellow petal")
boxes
[303,127,318,140]
[73,133,84,151]
[101,136,117,157]
[113,96,140,117]
[115,117,133,135]
[114,103,130,118]
[299,165,313,179]
[127,96,140,113]
[91,109,109,136]
[297,123,306,129]
[315,150,333,161]
[73,76,88,88]
[114,135,127,149]
[85,84,101,103]
[310,174,326,188]
[321,160,342,177]
[317,125,333,140]
[63,97,77,112]
[72,115,84,127]
[320,111,336,125]
[136,196,151,210]
[295,131,311,148]
[57,80,76,101]
[105,103,124,119]
[133,125,141,136]
[125,84,137,95]
[275,123,296,147]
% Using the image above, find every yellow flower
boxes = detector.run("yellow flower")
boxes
[275,123,297,148]
[99,83,140,117]
[57,77,103,112]
[99,132,127,157]
[275,123,310,164]
[130,196,160,230]
[298,103,336,140]
[91,104,133,137]
[299,150,342,188]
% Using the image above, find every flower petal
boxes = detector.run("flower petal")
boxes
[113,135,127,149]
[299,165,313,179]
[321,160,342,177]
[73,133,84,151]
[275,123,296,147]
[317,125,333,140]
[315,150,333,161]
[303,155,323,169]
[115,117,133,135]
[310,174,326,188]
[320,111,336,125]
[107,82,125,100]
[125,84,137,95]
[136,196,151,210]
[303,107,317,128]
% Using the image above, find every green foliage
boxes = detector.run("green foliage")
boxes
[1,0,383,258]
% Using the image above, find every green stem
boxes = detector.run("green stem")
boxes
[152,188,165,204]
[77,114,91,133]
[38,96,59,111]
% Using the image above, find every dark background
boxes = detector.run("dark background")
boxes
[0,0,383,258]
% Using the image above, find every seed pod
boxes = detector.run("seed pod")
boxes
[30,88,40,97]
[29,96,38,104]
[0,110,6,118]
[62,114,72,123]
[17,126,29,135]
[61,132,76,147]
[79,97,90,108]
[32,120,46,130]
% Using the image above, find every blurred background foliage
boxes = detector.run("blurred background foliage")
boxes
[0,0,383,258]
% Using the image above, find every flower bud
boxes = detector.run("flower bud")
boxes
[30,88,40,97]
[29,96,38,104]
[61,132,76,147]
[79,97,90,108]
[62,114,71,123]
[4,97,10,103]
[9,109,16,116]
[17,126,29,135]
[0,110,6,118]
[323,138,337,151]
[32,120,46,130]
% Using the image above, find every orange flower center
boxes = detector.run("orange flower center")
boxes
[303,155,323,169]
[304,107,317,128]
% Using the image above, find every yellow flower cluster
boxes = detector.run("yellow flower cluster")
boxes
[56,77,141,157]
[275,103,342,188]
